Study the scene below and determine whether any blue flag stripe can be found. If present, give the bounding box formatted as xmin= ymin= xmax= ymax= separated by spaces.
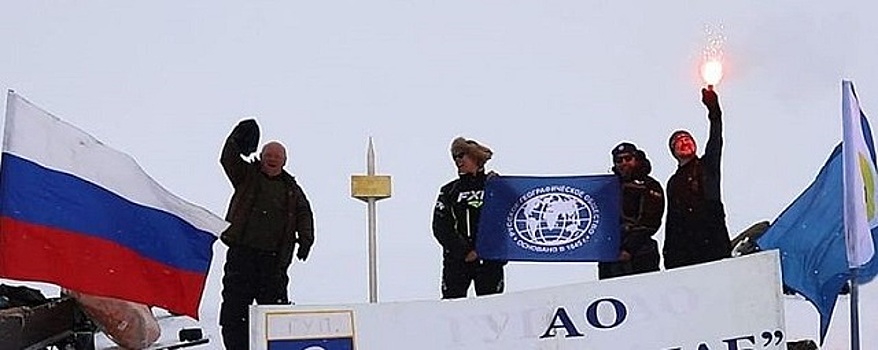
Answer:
xmin=0 ymin=153 xmax=216 ymax=273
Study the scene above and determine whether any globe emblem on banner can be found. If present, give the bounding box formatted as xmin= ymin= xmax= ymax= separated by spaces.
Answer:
xmin=511 ymin=192 xmax=596 ymax=247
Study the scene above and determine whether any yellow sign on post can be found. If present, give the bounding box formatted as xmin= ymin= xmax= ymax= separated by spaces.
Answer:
xmin=351 ymin=175 xmax=392 ymax=201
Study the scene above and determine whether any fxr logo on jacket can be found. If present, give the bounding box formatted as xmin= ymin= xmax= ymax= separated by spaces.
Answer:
xmin=457 ymin=190 xmax=484 ymax=208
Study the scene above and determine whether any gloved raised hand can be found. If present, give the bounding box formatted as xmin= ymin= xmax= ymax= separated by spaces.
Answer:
xmin=231 ymin=119 xmax=260 ymax=156
xmin=701 ymin=88 xmax=721 ymax=115
xmin=296 ymin=245 xmax=311 ymax=262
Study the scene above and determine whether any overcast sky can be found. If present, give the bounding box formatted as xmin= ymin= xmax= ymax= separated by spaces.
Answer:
xmin=2 ymin=1 xmax=878 ymax=347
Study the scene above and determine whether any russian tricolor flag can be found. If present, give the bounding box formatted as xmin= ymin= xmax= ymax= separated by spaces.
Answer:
xmin=0 ymin=91 xmax=227 ymax=318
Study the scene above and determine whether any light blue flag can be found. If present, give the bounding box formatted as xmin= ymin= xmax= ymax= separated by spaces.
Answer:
xmin=842 ymin=80 xmax=878 ymax=267
xmin=758 ymin=82 xmax=878 ymax=341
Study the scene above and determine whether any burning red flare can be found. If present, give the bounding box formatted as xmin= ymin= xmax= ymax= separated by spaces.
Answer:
xmin=701 ymin=60 xmax=723 ymax=87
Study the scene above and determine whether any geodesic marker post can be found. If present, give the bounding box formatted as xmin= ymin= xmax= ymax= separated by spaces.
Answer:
xmin=350 ymin=137 xmax=392 ymax=303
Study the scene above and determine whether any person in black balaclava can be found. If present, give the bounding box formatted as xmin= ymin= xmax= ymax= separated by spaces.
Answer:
xmin=432 ymin=137 xmax=505 ymax=299
xmin=599 ymin=142 xmax=665 ymax=279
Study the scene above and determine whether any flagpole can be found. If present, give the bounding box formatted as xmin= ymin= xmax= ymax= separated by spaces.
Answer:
xmin=366 ymin=141 xmax=378 ymax=304
xmin=850 ymin=268 xmax=860 ymax=350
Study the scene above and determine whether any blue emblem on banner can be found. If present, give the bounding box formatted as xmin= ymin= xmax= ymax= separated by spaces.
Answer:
xmin=509 ymin=187 xmax=601 ymax=250
xmin=477 ymin=175 xmax=620 ymax=262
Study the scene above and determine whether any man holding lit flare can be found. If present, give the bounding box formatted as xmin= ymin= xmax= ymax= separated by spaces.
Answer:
xmin=663 ymin=87 xmax=732 ymax=269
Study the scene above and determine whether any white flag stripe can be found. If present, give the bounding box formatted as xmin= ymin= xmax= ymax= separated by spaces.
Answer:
xmin=842 ymin=80 xmax=877 ymax=268
xmin=3 ymin=91 xmax=228 ymax=235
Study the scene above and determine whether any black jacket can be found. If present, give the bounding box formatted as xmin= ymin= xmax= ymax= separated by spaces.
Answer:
xmin=220 ymin=134 xmax=314 ymax=269
xmin=664 ymin=109 xmax=731 ymax=268
xmin=616 ymin=159 xmax=665 ymax=257
xmin=432 ymin=172 xmax=490 ymax=262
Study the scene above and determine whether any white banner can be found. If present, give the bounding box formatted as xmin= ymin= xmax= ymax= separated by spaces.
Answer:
xmin=251 ymin=251 xmax=786 ymax=350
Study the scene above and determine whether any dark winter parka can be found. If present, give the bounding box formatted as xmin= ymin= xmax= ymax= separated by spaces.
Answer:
xmin=432 ymin=171 xmax=490 ymax=263
xmin=220 ymin=135 xmax=314 ymax=270
xmin=664 ymin=109 xmax=732 ymax=269
xmin=615 ymin=155 xmax=665 ymax=258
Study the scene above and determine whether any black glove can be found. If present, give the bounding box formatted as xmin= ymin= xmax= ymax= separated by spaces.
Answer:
xmin=701 ymin=88 xmax=721 ymax=114
xmin=231 ymin=119 xmax=260 ymax=156
xmin=296 ymin=245 xmax=310 ymax=262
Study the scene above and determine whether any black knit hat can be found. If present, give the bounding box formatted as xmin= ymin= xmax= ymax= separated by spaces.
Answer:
xmin=668 ymin=130 xmax=692 ymax=154
xmin=611 ymin=142 xmax=653 ymax=177
xmin=611 ymin=142 xmax=638 ymax=160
